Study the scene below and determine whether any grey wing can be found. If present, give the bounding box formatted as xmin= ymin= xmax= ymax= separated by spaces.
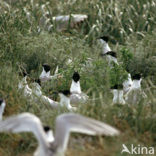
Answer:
xmin=54 ymin=113 xmax=120 ymax=152
xmin=42 ymin=96 xmax=58 ymax=108
xmin=0 ymin=113 xmax=45 ymax=138
xmin=71 ymin=14 xmax=88 ymax=22
xmin=53 ymin=14 xmax=88 ymax=31
xmin=70 ymin=93 xmax=88 ymax=104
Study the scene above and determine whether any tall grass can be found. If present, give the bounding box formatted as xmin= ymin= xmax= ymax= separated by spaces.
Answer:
xmin=0 ymin=0 xmax=156 ymax=155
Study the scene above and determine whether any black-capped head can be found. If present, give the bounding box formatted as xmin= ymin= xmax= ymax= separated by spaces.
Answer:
xmin=106 ymin=51 xmax=117 ymax=58
xmin=35 ymin=79 xmax=41 ymax=86
xmin=99 ymin=36 xmax=109 ymax=43
xmin=43 ymin=126 xmax=51 ymax=132
xmin=0 ymin=98 xmax=4 ymax=106
xmin=42 ymin=64 xmax=51 ymax=72
xmin=111 ymin=84 xmax=123 ymax=90
xmin=132 ymin=73 xmax=142 ymax=80
xmin=59 ymin=90 xmax=71 ymax=96
xmin=72 ymin=72 xmax=80 ymax=82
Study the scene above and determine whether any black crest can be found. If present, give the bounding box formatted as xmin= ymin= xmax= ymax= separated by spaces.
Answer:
xmin=42 ymin=64 xmax=51 ymax=72
xmin=0 ymin=98 xmax=4 ymax=106
xmin=59 ymin=90 xmax=71 ymax=96
xmin=111 ymin=84 xmax=123 ymax=90
xmin=35 ymin=79 xmax=41 ymax=86
xmin=99 ymin=36 xmax=109 ymax=42
xmin=106 ymin=51 xmax=117 ymax=58
xmin=43 ymin=126 xmax=51 ymax=132
xmin=132 ymin=74 xmax=142 ymax=80
xmin=72 ymin=72 xmax=80 ymax=82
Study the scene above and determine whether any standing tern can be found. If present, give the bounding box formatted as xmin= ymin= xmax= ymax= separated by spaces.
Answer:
xmin=70 ymin=72 xmax=88 ymax=104
xmin=98 ymin=36 xmax=111 ymax=54
xmin=111 ymin=84 xmax=125 ymax=104
xmin=125 ymin=74 xmax=147 ymax=104
xmin=122 ymin=73 xmax=133 ymax=94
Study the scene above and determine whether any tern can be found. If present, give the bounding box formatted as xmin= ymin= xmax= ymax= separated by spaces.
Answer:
xmin=40 ymin=13 xmax=88 ymax=32
xmin=31 ymin=79 xmax=58 ymax=108
xmin=101 ymin=51 xmax=119 ymax=65
xmin=70 ymin=72 xmax=88 ymax=104
xmin=39 ymin=64 xmax=59 ymax=82
xmin=0 ymin=98 xmax=6 ymax=121
xmin=59 ymin=90 xmax=77 ymax=111
xmin=0 ymin=112 xmax=120 ymax=156
xmin=31 ymin=82 xmax=74 ymax=111
xmin=122 ymin=73 xmax=133 ymax=94
xmin=98 ymin=36 xmax=111 ymax=54
xmin=125 ymin=74 xmax=147 ymax=104
xmin=111 ymin=84 xmax=125 ymax=104
xmin=53 ymin=14 xmax=88 ymax=32
xmin=43 ymin=126 xmax=54 ymax=143
xmin=18 ymin=71 xmax=32 ymax=97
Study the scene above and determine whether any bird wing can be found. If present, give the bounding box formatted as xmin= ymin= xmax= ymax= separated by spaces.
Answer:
xmin=42 ymin=96 xmax=58 ymax=108
xmin=71 ymin=14 xmax=88 ymax=22
xmin=0 ymin=113 xmax=48 ymax=145
xmin=53 ymin=14 xmax=88 ymax=31
xmin=54 ymin=113 xmax=120 ymax=152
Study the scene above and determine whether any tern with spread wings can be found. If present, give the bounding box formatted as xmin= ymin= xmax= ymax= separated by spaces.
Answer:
xmin=0 ymin=112 xmax=120 ymax=156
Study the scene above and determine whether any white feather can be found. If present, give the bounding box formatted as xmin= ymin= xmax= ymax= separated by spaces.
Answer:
xmin=18 ymin=76 xmax=32 ymax=97
xmin=0 ymin=112 xmax=120 ymax=156
xmin=0 ymin=101 xmax=6 ymax=121
xmin=70 ymin=80 xmax=88 ymax=104
xmin=52 ymin=14 xmax=88 ymax=32
xmin=99 ymin=39 xmax=111 ymax=54
xmin=111 ymin=89 xmax=125 ymax=104
xmin=39 ymin=67 xmax=59 ymax=82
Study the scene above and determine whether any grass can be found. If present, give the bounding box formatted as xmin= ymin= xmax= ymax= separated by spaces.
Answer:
xmin=0 ymin=0 xmax=156 ymax=155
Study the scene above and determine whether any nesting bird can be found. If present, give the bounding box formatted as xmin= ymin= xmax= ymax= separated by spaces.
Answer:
xmin=31 ymin=79 xmax=58 ymax=108
xmin=102 ymin=51 xmax=119 ymax=65
xmin=32 ymin=79 xmax=42 ymax=97
xmin=131 ymin=74 xmax=142 ymax=89
xmin=0 ymin=98 xmax=6 ymax=121
xmin=18 ymin=71 xmax=32 ymax=97
xmin=39 ymin=64 xmax=58 ymax=82
xmin=59 ymin=90 xmax=77 ymax=111
xmin=31 ymin=81 xmax=75 ymax=110
xmin=122 ymin=73 xmax=133 ymax=94
xmin=70 ymin=72 xmax=88 ymax=104
xmin=0 ymin=112 xmax=120 ymax=156
xmin=125 ymin=73 xmax=147 ymax=104
xmin=30 ymin=78 xmax=75 ymax=111
xmin=111 ymin=84 xmax=125 ymax=105
xmin=98 ymin=36 xmax=111 ymax=54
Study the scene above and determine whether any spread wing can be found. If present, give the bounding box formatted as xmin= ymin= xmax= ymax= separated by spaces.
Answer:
xmin=0 ymin=113 xmax=48 ymax=145
xmin=53 ymin=14 xmax=88 ymax=31
xmin=54 ymin=113 xmax=120 ymax=152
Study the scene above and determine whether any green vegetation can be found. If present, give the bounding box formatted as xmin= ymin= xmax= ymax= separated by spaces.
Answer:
xmin=0 ymin=0 xmax=156 ymax=156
